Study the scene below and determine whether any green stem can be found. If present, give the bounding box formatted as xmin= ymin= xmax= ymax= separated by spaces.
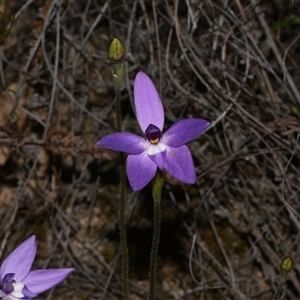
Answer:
xmin=274 ymin=272 xmax=287 ymax=300
xmin=112 ymin=62 xmax=129 ymax=300
xmin=119 ymin=151 xmax=128 ymax=300
xmin=148 ymin=171 xmax=164 ymax=300
xmin=113 ymin=63 xmax=124 ymax=132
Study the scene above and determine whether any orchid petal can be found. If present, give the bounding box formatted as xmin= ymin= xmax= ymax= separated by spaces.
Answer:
xmin=0 ymin=236 xmax=36 ymax=282
xmin=149 ymin=150 xmax=166 ymax=170
xmin=97 ymin=133 xmax=146 ymax=154
xmin=134 ymin=72 xmax=164 ymax=132
xmin=165 ymin=145 xmax=196 ymax=183
xmin=21 ymin=285 xmax=38 ymax=298
xmin=127 ymin=153 xmax=157 ymax=190
xmin=23 ymin=269 xmax=74 ymax=294
xmin=164 ymin=119 xmax=210 ymax=147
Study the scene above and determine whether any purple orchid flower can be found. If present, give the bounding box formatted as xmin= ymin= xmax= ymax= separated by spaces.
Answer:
xmin=97 ymin=72 xmax=210 ymax=191
xmin=0 ymin=235 xmax=74 ymax=299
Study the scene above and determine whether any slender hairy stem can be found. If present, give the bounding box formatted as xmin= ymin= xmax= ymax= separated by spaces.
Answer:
xmin=108 ymin=38 xmax=130 ymax=299
xmin=110 ymin=50 xmax=129 ymax=299
xmin=274 ymin=279 xmax=286 ymax=300
xmin=148 ymin=171 xmax=164 ymax=300
xmin=118 ymin=150 xmax=128 ymax=300
xmin=113 ymin=63 xmax=124 ymax=132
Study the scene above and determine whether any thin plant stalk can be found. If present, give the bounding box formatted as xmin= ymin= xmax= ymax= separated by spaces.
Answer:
xmin=108 ymin=38 xmax=129 ymax=300
xmin=112 ymin=63 xmax=125 ymax=132
xmin=148 ymin=171 xmax=164 ymax=300
xmin=113 ymin=64 xmax=129 ymax=300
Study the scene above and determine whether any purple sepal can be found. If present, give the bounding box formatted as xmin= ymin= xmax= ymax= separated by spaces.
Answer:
xmin=164 ymin=119 xmax=210 ymax=147
xmin=149 ymin=150 xmax=166 ymax=170
xmin=23 ymin=269 xmax=74 ymax=294
xmin=22 ymin=285 xmax=38 ymax=298
xmin=97 ymin=132 xmax=146 ymax=154
xmin=127 ymin=153 xmax=157 ymax=190
xmin=134 ymin=72 xmax=164 ymax=132
xmin=165 ymin=145 xmax=196 ymax=183
xmin=0 ymin=236 xmax=36 ymax=282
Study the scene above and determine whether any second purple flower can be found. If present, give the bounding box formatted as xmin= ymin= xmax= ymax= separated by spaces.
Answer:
xmin=97 ymin=72 xmax=210 ymax=191
xmin=0 ymin=235 xmax=74 ymax=299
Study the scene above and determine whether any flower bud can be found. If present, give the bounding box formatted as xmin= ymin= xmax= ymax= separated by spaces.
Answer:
xmin=107 ymin=38 xmax=125 ymax=63
xmin=280 ymin=256 xmax=293 ymax=273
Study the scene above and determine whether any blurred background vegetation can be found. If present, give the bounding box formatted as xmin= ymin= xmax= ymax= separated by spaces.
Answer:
xmin=0 ymin=0 xmax=299 ymax=299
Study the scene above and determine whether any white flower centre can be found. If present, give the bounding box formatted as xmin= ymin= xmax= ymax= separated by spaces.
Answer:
xmin=146 ymin=142 xmax=167 ymax=156
xmin=10 ymin=282 xmax=24 ymax=299
xmin=1 ymin=282 xmax=25 ymax=300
